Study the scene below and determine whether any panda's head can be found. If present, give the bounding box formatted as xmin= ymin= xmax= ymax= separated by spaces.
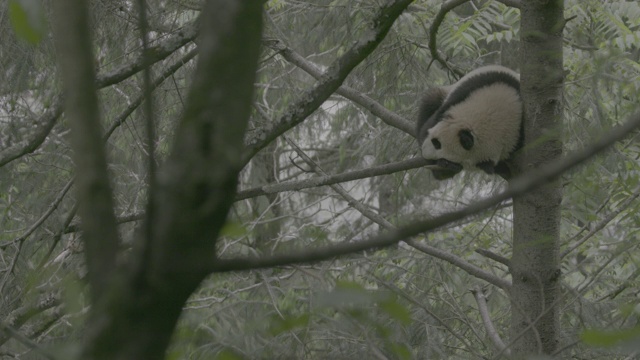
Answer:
xmin=421 ymin=116 xmax=475 ymax=167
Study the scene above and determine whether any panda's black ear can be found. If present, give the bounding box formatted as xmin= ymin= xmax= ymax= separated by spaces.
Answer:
xmin=459 ymin=129 xmax=474 ymax=150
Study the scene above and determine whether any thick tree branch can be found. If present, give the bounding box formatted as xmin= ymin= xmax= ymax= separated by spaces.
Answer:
xmin=52 ymin=0 xmax=120 ymax=300
xmin=79 ymin=2 xmax=264 ymax=359
xmin=212 ymin=112 xmax=640 ymax=273
xmin=265 ymin=39 xmax=415 ymax=135
xmin=243 ymin=0 xmax=414 ymax=163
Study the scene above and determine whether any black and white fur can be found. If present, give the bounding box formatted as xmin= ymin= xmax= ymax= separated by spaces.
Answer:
xmin=416 ymin=65 xmax=523 ymax=180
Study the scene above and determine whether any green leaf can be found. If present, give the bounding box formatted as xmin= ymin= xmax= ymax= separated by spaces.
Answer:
xmin=379 ymin=299 xmax=411 ymax=325
xmin=336 ymin=280 xmax=365 ymax=290
xmin=220 ymin=222 xmax=247 ymax=238
xmin=581 ymin=327 xmax=640 ymax=347
xmin=9 ymin=0 xmax=45 ymax=45
xmin=269 ymin=314 xmax=310 ymax=335
xmin=214 ymin=349 xmax=245 ymax=360
xmin=389 ymin=343 xmax=411 ymax=360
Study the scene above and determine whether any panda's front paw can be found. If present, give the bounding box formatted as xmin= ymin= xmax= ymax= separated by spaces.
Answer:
xmin=437 ymin=158 xmax=463 ymax=172
xmin=476 ymin=161 xmax=496 ymax=175
xmin=430 ymin=159 xmax=463 ymax=180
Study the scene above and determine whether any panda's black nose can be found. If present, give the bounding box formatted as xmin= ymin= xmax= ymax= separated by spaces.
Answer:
xmin=431 ymin=138 xmax=441 ymax=150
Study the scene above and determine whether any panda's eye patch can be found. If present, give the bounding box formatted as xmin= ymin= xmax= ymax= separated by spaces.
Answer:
xmin=459 ymin=129 xmax=474 ymax=150
xmin=431 ymin=138 xmax=441 ymax=150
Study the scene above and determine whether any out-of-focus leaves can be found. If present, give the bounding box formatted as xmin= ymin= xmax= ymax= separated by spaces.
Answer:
xmin=268 ymin=314 xmax=310 ymax=335
xmin=9 ymin=0 xmax=45 ymax=44
xmin=581 ymin=327 xmax=640 ymax=349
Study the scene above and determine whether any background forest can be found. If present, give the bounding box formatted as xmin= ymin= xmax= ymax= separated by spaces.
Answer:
xmin=1 ymin=0 xmax=640 ymax=359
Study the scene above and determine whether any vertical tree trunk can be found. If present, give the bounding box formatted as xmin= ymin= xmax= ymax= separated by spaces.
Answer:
xmin=75 ymin=2 xmax=264 ymax=359
xmin=510 ymin=0 xmax=564 ymax=356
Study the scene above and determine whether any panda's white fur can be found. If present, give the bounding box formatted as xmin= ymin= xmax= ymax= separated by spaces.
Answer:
xmin=416 ymin=65 xmax=522 ymax=178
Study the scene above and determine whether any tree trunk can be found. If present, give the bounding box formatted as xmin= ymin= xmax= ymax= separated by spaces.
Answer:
xmin=75 ymin=2 xmax=264 ymax=359
xmin=510 ymin=0 xmax=564 ymax=356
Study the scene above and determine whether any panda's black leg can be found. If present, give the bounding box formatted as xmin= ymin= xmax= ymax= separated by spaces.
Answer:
xmin=476 ymin=161 xmax=496 ymax=175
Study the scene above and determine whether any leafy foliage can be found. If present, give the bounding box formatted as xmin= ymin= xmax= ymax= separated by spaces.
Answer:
xmin=1 ymin=0 xmax=640 ymax=359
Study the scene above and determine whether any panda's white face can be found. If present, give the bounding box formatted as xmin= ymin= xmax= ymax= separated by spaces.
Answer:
xmin=420 ymin=81 xmax=522 ymax=170
xmin=421 ymin=116 xmax=477 ymax=168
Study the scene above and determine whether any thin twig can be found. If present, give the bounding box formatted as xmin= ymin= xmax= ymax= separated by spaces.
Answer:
xmin=471 ymin=286 xmax=510 ymax=356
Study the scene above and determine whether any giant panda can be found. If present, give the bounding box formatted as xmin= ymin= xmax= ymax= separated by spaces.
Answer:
xmin=416 ymin=65 xmax=523 ymax=180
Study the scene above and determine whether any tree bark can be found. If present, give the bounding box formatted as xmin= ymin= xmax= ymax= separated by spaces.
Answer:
xmin=52 ymin=0 xmax=119 ymax=301
xmin=77 ymin=1 xmax=264 ymax=359
xmin=510 ymin=0 xmax=564 ymax=356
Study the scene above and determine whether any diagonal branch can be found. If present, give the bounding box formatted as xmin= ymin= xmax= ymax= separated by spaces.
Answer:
xmin=284 ymin=138 xmax=511 ymax=290
xmin=95 ymin=22 xmax=198 ymax=88
xmin=560 ymin=186 xmax=640 ymax=259
xmin=236 ymin=157 xmax=428 ymax=200
xmin=243 ymin=0 xmax=414 ymax=163
xmin=266 ymin=39 xmax=415 ymax=135
xmin=0 ymin=22 xmax=198 ymax=170
xmin=212 ymin=111 xmax=640 ymax=274
xmin=471 ymin=286 xmax=510 ymax=356
xmin=0 ymin=98 xmax=63 ymax=167
xmin=428 ymin=0 xmax=468 ymax=77
xmin=407 ymin=240 xmax=511 ymax=290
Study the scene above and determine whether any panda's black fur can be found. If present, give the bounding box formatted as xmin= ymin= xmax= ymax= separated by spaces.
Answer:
xmin=416 ymin=65 xmax=523 ymax=180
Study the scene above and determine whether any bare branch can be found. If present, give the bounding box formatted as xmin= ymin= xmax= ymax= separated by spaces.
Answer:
xmin=475 ymin=248 xmax=511 ymax=268
xmin=0 ymin=292 xmax=60 ymax=346
xmin=104 ymin=48 xmax=198 ymax=139
xmin=0 ymin=98 xmax=63 ymax=167
xmin=0 ymin=180 xmax=73 ymax=250
xmin=560 ymin=186 xmax=640 ymax=259
xmin=243 ymin=0 xmax=414 ymax=162
xmin=266 ymin=39 xmax=415 ymax=135
xmin=407 ymin=240 xmax=511 ymax=290
xmin=95 ymin=22 xmax=198 ymax=88
xmin=428 ymin=0 xmax=468 ymax=77
xmin=236 ymin=157 xmax=428 ymax=200
xmin=471 ymin=286 xmax=510 ymax=356
xmin=0 ymin=325 xmax=55 ymax=360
